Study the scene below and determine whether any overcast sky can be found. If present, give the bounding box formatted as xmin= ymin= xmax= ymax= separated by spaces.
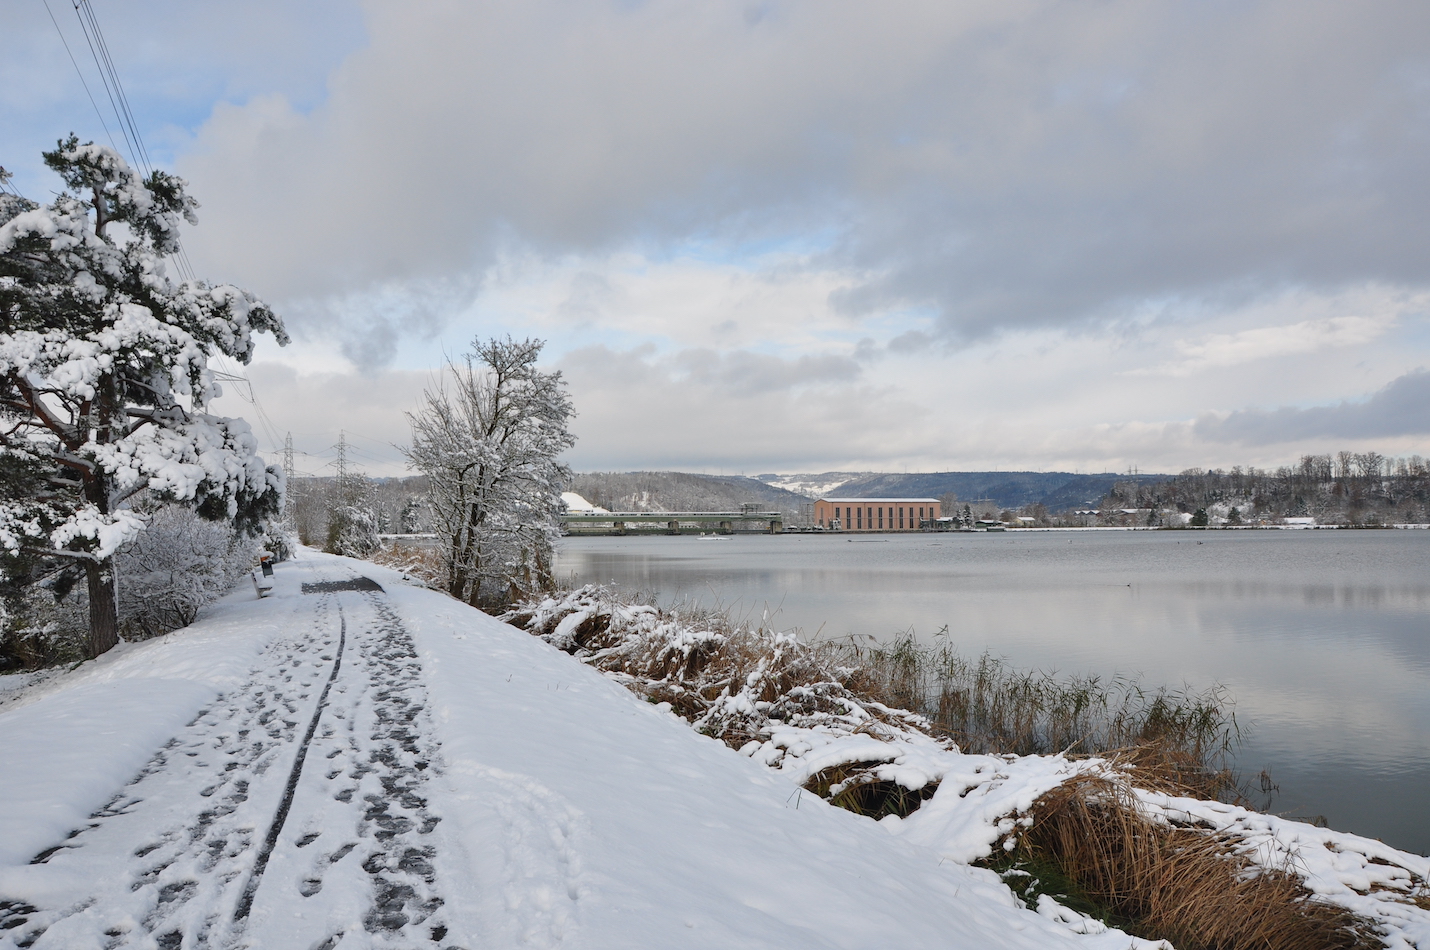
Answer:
xmin=7 ymin=0 xmax=1430 ymax=477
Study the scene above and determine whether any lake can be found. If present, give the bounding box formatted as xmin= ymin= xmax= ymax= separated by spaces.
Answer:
xmin=554 ymin=528 xmax=1430 ymax=855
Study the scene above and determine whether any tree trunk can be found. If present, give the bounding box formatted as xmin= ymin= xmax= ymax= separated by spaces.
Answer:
xmin=85 ymin=558 xmax=119 ymax=658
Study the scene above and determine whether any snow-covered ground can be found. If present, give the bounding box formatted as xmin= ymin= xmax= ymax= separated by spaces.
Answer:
xmin=753 ymin=473 xmax=863 ymax=498
xmin=1 ymin=549 xmax=1425 ymax=949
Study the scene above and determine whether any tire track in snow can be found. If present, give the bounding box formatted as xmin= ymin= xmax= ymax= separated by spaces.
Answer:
xmin=230 ymin=604 xmax=347 ymax=921
xmin=0 ymin=587 xmax=342 ymax=949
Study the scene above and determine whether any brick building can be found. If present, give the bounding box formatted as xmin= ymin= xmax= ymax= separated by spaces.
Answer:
xmin=814 ymin=497 xmax=941 ymax=532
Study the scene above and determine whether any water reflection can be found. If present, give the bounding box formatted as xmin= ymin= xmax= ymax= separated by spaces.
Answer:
xmin=555 ymin=530 xmax=1430 ymax=854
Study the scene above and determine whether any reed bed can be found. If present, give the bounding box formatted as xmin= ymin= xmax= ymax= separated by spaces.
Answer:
xmin=998 ymin=774 xmax=1381 ymax=950
xmin=504 ymin=586 xmax=1386 ymax=950
xmin=832 ymin=630 xmax=1242 ymax=799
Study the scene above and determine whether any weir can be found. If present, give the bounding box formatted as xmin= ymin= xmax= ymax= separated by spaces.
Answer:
xmin=561 ymin=509 xmax=784 ymax=535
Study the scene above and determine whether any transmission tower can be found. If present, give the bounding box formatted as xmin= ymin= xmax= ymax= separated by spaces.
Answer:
xmin=281 ymin=432 xmax=295 ymax=521
xmin=329 ymin=430 xmax=349 ymax=499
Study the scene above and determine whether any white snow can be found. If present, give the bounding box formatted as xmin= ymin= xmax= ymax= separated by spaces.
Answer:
xmin=559 ymin=491 xmax=608 ymax=513
xmin=1 ymin=549 xmax=1425 ymax=949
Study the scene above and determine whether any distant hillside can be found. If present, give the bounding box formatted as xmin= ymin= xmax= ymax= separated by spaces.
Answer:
xmin=753 ymin=471 xmax=1167 ymax=512
xmin=569 ymin=472 xmax=811 ymax=518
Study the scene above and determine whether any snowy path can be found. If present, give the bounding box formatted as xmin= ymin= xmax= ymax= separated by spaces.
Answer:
xmin=0 ymin=569 xmax=450 ymax=950
xmin=1 ymin=551 xmax=1207 ymax=950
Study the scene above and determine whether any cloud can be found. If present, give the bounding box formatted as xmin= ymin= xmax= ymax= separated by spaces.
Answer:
xmin=174 ymin=0 xmax=1430 ymax=349
xmin=674 ymin=348 xmax=860 ymax=395
xmin=558 ymin=344 xmax=919 ymax=470
xmin=1196 ymin=369 xmax=1430 ymax=445
xmin=208 ymin=362 xmax=430 ymax=475
xmin=1138 ymin=315 xmax=1391 ymax=377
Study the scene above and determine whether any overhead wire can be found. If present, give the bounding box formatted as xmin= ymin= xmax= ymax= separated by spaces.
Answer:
xmin=43 ymin=7 xmax=407 ymax=474
xmin=67 ymin=0 xmax=197 ymax=283
xmin=41 ymin=0 xmax=122 ymax=158
xmin=47 ymin=0 xmax=308 ymax=462
xmin=89 ymin=4 xmax=153 ymax=168
xmin=69 ymin=0 xmax=143 ymax=175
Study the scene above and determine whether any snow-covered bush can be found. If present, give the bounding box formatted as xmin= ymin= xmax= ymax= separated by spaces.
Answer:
xmin=327 ymin=504 xmax=379 ymax=559
xmin=0 ymin=586 xmax=90 ymax=671
xmin=398 ymin=497 xmax=429 ymax=534
xmin=114 ymin=504 xmax=259 ymax=640
xmin=503 ymin=585 xmax=948 ymax=818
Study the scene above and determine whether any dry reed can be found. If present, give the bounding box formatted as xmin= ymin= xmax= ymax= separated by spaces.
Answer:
xmin=836 ymin=630 xmax=1241 ymax=799
xmin=1000 ymin=773 xmax=1383 ymax=950
xmin=505 ymin=587 xmax=1386 ymax=949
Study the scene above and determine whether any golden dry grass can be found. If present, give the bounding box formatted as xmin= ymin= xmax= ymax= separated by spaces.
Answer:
xmin=508 ymin=586 xmax=1388 ymax=950
xmin=1010 ymin=774 xmax=1382 ymax=950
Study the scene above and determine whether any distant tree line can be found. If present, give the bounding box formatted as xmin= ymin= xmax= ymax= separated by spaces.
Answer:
xmin=287 ymin=475 xmax=432 ymax=553
xmin=1094 ymin=452 xmax=1430 ymax=526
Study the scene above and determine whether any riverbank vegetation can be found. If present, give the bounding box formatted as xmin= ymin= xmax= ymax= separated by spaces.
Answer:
xmin=503 ymin=585 xmax=1399 ymax=950
xmin=1095 ymin=452 xmax=1430 ymax=527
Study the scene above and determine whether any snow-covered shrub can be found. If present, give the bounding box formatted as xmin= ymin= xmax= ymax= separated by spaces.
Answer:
xmin=503 ymin=585 xmax=949 ymax=818
xmin=398 ymin=497 xmax=429 ymax=534
xmin=115 ymin=504 xmax=260 ymax=640
xmin=0 ymin=586 xmax=89 ymax=671
xmin=327 ymin=504 xmax=380 ymax=559
xmin=369 ymin=541 xmax=443 ymax=588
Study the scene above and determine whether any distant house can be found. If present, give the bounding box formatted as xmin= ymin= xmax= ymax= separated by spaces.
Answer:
xmin=814 ymin=497 xmax=941 ymax=532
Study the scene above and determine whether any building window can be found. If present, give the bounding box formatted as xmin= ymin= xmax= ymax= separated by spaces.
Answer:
xmin=856 ymin=508 xmax=862 ymax=529
xmin=899 ymin=508 xmax=904 ymax=529
xmin=878 ymin=508 xmax=883 ymax=529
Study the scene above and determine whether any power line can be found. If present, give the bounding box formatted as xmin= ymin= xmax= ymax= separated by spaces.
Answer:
xmin=64 ymin=0 xmax=196 ymax=283
xmin=72 ymin=0 xmax=151 ymax=175
xmin=41 ymin=0 xmax=122 ymax=156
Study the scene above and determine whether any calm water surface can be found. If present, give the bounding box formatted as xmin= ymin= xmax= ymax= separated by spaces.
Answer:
xmin=554 ymin=529 xmax=1430 ymax=855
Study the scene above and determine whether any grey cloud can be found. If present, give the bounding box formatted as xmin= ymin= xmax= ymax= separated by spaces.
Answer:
xmin=557 ymin=344 xmax=918 ymax=471
xmin=1195 ymin=369 xmax=1430 ymax=444
xmin=674 ymin=348 xmax=860 ymax=395
xmin=887 ymin=330 xmax=935 ymax=354
xmin=281 ymin=275 xmax=475 ymax=371
xmin=163 ymin=2 xmax=1430 ymax=350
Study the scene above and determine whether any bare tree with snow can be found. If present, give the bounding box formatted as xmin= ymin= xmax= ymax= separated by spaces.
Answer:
xmin=0 ymin=139 xmax=287 ymax=658
xmin=405 ymin=337 xmax=574 ymax=608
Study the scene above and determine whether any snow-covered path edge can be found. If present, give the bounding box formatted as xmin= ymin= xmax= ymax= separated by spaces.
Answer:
xmin=0 ymin=572 xmax=300 ymax=871
xmin=387 ymin=565 xmax=1146 ymax=949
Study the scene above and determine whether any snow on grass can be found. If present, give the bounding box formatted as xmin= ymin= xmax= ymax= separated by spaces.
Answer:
xmin=511 ymin=584 xmax=1430 ymax=949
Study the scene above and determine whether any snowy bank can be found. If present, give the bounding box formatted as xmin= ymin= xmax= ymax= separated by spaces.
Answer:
xmin=2 ymin=550 xmax=1182 ymax=949
xmin=508 ymin=584 xmax=1430 ymax=950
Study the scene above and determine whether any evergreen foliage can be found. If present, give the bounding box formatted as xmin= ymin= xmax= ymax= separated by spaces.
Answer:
xmin=0 ymin=138 xmax=287 ymax=657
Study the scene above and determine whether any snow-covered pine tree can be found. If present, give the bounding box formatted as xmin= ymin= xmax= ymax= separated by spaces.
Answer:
xmin=405 ymin=337 xmax=574 ymax=607
xmin=0 ymin=138 xmax=288 ymax=658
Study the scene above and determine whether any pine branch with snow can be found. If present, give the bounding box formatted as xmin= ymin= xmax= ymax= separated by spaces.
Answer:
xmin=0 ymin=136 xmax=287 ymax=657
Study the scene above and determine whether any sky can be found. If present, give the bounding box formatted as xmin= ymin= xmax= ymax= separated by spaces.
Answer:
xmin=6 ymin=0 xmax=1430 ymax=478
